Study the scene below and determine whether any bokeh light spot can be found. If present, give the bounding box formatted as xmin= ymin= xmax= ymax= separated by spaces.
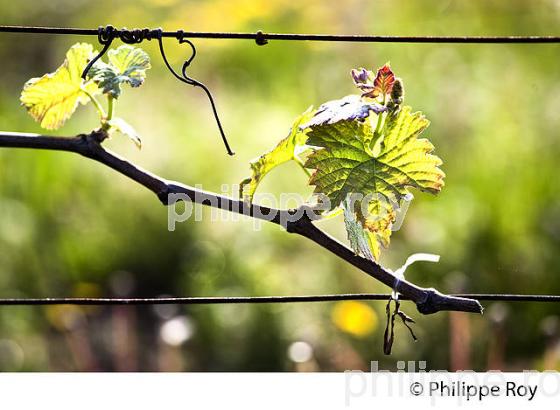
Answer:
xmin=160 ymin=316 xmax=194 ymax=346
xmin=287 ymin=341 xmax=313 ymax=363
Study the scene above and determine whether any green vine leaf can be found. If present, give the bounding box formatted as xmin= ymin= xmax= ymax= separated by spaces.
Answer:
xmin=305 ymin=105 xmax=444 ymax=260
xmin=88 ymin=45 xmax=151 ymax=98
xmin=239 ymin=107 xmax=315 ymax=200
xmin=342 ymin=196 xmax=376 ymax=261
xmin=305 ymin=106 xmax=444 ymax=211
xmin=343 ymin=193 xmax=398 ymax=261
xmin=20 ymin=43 xmax=100 ymax=130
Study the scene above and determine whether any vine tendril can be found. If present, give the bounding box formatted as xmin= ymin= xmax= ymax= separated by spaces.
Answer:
xmin=81 ymin=25 xmax=234 ymax=156
xmin=158 ymin=31 xmax=234 ymax=155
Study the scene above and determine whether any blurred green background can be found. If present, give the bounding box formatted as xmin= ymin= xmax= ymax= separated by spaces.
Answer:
xmin=0 ymin=0 xmax=559 ymax=371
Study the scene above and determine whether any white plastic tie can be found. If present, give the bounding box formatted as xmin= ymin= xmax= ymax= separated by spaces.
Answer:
xmin=390 ymin=253 xmax=440 ymax=299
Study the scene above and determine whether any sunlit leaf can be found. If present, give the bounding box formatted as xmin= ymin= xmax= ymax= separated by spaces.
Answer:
xmin=88 ymin=45 xmax=151 ymax=98
xmin=305 ymin=106 xmax=444 ymax=210
xmin=20 ymin=43 xmax=99 ymax=130
xmin=371 ymin=63 xmax=395 ymax=98
xmin=303 ymin=95 xmax=385 ymax=128
xmin=239 ymin=107 xmax=315 ymax=200
xmin=107 ymin=117 xmax=142 ymax=148
xmin=305 ymin=106 xmax=444 ymax=259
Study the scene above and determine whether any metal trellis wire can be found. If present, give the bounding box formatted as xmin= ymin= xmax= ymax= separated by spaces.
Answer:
xmin=1 ymin=25 xmax=560 ymax=43
xmin=0 ymin=294 xmax=558 ymax=306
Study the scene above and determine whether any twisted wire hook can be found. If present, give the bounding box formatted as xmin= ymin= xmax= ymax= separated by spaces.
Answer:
xmin=82 ymin=25 xmax=162 ymax=79
xmin=158 ymin=30 xmax=234 ymax=155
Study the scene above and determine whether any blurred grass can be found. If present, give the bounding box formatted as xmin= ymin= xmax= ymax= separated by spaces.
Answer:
xmin=0 ymin=0 xmax=560 ymax=371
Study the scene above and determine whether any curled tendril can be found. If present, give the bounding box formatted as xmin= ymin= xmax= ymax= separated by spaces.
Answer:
xmin=80 ymin=25 xmax=234 ymax=155
xmin=158 ymin=31 xmax=234 ymax=155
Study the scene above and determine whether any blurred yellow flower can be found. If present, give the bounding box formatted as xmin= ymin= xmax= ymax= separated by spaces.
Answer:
xmin=331 ymin=301 xmax=378 ymax=338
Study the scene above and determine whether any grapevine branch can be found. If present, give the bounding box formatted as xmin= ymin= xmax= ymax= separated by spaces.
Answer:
xmin=0 ymin=130 xmax=483 ymax=315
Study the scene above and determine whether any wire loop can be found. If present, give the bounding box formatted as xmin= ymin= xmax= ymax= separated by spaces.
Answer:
xmin=82 ymin=25 xmax=167 ymax=79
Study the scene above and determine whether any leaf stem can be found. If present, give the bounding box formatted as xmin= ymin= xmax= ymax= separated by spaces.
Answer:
xmin=100 ymin=95 xmax=115 ymax=132
xmin=375 ymin=95 xmax=388 ymax=134
xmin=106 ymin=95 xmax=114 ymax=122
xmin=369 ymin=95 xmax=388 ymax=153
xmin=81 ymin=86 xmax=106 ymax=119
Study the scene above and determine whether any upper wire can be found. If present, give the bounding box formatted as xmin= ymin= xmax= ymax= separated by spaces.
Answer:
xmin=1 ymin=25 xmax=560 ymax=43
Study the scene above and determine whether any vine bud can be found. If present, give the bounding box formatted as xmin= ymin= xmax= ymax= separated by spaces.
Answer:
xmin=390 ymin=78 xmax=404 ymax=104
